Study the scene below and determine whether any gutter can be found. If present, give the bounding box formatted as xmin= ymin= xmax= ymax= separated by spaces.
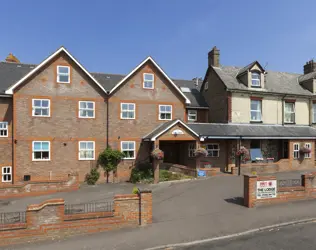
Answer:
xmin=228 ymin=88 xmax=312 ymax=98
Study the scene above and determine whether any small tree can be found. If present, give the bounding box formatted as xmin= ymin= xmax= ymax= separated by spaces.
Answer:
xmin=98 ymin=147 xmax=125 ymax=183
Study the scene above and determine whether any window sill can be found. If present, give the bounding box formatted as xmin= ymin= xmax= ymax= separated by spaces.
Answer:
xmin=284 ymin=122 xmax=296 ymax=125
xmin=79 ymin=159 xmax=95 ymax=161
xmin=250 ymin=86 xmax=262 ymax=89
xmin=78 ymin=117 xmax=95 ymax=119
xmin=123 ymin=158 xmax=135 ymax=160
xmin=250 ymin=120 xmax=263 ymax=123
xmin=120 ymin=118 xmax=136 ymax=120
xmin=32 ymin=159 xmax=51 ymax=162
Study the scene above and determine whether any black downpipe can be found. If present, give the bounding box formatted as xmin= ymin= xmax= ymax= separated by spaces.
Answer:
xmin=106 ymin=97 xmax=109 ymax=148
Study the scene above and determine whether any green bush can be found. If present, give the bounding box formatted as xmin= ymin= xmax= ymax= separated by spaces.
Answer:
xmin=132 ymin=187 xmax=139 ymax=194
xmin=130 ymin=163 xmax=153 ymax=183
xmin=85 ymin=168 xmax=100 ymax=185
xmin=159 ymin=169 xmax=173 ymax=181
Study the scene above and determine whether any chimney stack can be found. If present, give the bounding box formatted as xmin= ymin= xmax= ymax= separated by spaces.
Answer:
xmin=304 ymin=60 xmax=316 ymax=74
xmin=208 ymin=46 xmax=220 ymax=67
xmin=5 ymin=53 xmax=20 ymax=63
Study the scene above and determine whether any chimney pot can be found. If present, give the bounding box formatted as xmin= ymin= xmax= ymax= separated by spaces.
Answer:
xmin=304 ymin=59 xmax=316 ymax=74
xmin=208 ymin=46 xmax=220 ymax=67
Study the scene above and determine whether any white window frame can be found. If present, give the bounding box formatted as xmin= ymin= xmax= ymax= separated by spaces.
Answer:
xmin=293 ymin=143 xmax=300 ymax=159
xmin=143 ymin=73 xmax=154 ymax=89
xmin=284 ymin=102 xmax=295 ymax=123
xmin=251 ymin=72 xmax=261 ymax=87
xmin=57 ymin=65 xmax=70 ymax=83
xmin=32 ymin=99 xmax=50 ymax=117
xmin=188 ymin=110 xmax=197 ymax=122
xmin=78 ymin=101 xmax=95 ymax=118
xmin=32 ymin=141 xmax=51 ymax=161
xmin=121 ymin=141 xmax=136 ymax=160
xmin=250 ymin=100 xmax=262 ymax=122
xmin=313 ymin=103 xmax=316 ymax=123
xmin=2 ymin=166 xmax=12 ymax=183
xmin=188 ymin=143 xmax=196 ymax=157
xmin=120 ymin=103 xmax=136 ymax=119
xmin=0 ymin=122 xmax=8 ymax=137
xmin=158 ymin=105 xmax=172 ymax=121
xmin=78 ymin=141 xmax=95 ymax=160
xmin=305 ymin=143 xmax=312 ymax=159
xmin=206 ymin=143 xmax=220 ymax=157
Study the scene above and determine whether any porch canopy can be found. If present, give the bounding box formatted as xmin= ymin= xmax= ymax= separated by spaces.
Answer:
xmin=187 ymin=123 xmax=316 ymax=140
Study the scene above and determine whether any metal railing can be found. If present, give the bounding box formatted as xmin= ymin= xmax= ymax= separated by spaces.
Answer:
xmin=64 ymin=201 xmax=113 ymax=215
xmin=277 ymin=179 xmax=302 ymax=188
xmin=0 ymin=211 xmax=26 ymax=225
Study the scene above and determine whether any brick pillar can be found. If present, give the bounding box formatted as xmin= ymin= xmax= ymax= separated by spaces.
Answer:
xmin=26 ymin=199 xmax=65 ymax=229
xmin=302 ymin=172 xmax=316 ymax=197
xmin=243 ymin=175 xmax=257 ymax=208
xmin=139 ymin=190 xmax=153 ymax=225
xmin=113 ymin=194 xmax=140 ymax=225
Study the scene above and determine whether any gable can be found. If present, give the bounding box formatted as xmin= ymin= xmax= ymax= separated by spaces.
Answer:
xmin=5 ymin=47 xmax=107 ymax=95
xmin=156 ymin=123 xmax=198 ymax=141
xmin=108 ymin=57 xmax=191 ymax=104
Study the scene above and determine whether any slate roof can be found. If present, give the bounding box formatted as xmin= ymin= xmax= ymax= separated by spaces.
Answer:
xmin=0 ymin=62 xmax=208 ymax=107
xmin=187 ymin=123 xmax=316 ymax=138
xmin=0 ymin=62 xmax=35 ymax=94
xmin=212 ymin=65 xmax=312 ymax=96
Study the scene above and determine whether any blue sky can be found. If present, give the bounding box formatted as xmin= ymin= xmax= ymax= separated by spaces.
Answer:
xmin=1 ymin=0 xmax=316 ymax=79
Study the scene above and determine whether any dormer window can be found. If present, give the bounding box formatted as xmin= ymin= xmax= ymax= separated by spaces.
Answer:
xmin=251 ymin=72 xmax=261 ymax=87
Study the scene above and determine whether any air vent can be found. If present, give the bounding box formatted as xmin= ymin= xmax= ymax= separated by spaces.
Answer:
xmin=24 ymin=175 xmax=31 ymax=181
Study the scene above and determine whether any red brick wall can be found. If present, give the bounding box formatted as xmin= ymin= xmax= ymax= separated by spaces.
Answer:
xmin=0 ymin=190 xmax=152 ymax=246
xmin=13 ymin=52 xmax=108 ymax=182
xmin=243 ymin=173 xmax=316 ymax=208
xmin=108 ymin=61 xmax=187 ymax=181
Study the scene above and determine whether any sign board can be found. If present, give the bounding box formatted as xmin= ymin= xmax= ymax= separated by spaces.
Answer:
xmin=172 ymin=129 xmax=184 ymax=135
xmin=256 ymin=180 xmax=277 ymax=199
xmin=197 ymin=170 xmax=206 ymax=177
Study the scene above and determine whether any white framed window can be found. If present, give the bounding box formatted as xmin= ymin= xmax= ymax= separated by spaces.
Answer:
xmin=313 ymin=103 xmax=316 ymax=123
xmin=2 ymin=166 xmax=11 ymax=183
xmin=79 ymin=101 xmax=95 ymax=118
xmin=32 ymin=99 xmax=50 ymax=117
xmin=79 ymin=141 xmax=95 ymax=160
xmin=121 ymin=141 xmax=135 ymax=159
xmin=57 ymin=66 xmax=70 ymax=83
xmin=251 ymin=72 xmax=261 ymax=87
xmin=206 ymin=143 xmax=220 ymax=157
xmin=143 ymin=73 xmax=154 ymax=89
xmin=32 ymin=141 xmax=50 ymax=161
xmin=284 ymin=102 xmax=295 ymax=123
xmin=188 ymin=110 xmax=197 ymax=122
xmin=159 ymin=105 xmax=172 ymax=120
xmin=305 ymin=143 xmax=312 ymax=159
xmin=0 ymin=122 xmax=8 ymax=137
xmin=188 ymin=143 xmax=196 ymax=157
xmin=250 ymin=100 xmax=262 ymax=121
xmin=293 ymin=143 xmax=300 ymax=159
xmin=121 ymin=103 xmax=135 ymax=119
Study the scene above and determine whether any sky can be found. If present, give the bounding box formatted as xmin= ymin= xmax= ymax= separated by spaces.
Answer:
xmin=1 ymin=0 xmax=316 ymax=79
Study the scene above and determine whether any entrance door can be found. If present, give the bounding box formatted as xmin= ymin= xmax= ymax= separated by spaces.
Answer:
xmin=283 ymin=140 xmax=289 ymax=158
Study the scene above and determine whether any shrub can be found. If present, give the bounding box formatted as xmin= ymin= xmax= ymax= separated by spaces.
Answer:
xmin=85 ymin=168 xmax=100 ymax=185
xmin=159 ymin=169 xmax=172 ymax=181
xmin=132 ymin=187 xmax=139 ymax=194
xmin=130 ymin=163 xmax=153 ymax=183
xmin=98 ymin=147 xmax=125 ymax=183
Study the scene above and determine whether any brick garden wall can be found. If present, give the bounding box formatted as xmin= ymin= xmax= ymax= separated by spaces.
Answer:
xmin=0 ymin=190 xmax=152 ymax=246
xmin=244 ymin=173 xmax=316 ymax=208
xmin=0 ymin=173 xmax=79 ymax=199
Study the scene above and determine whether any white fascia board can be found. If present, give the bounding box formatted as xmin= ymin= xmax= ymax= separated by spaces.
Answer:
xmin=109 ymin=56 xmax=191 ymax=104
xmin=151 ymin=119 xmax=199 ymax=141
xmin=5 ymin=47 xmax=107 ymax=95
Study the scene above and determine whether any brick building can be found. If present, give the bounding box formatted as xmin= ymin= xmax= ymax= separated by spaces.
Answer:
xmin=1 ymin=46 xmax=316 ymax=185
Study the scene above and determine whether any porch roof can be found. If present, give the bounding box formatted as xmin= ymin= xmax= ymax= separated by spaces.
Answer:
xmin=187 ymin=123 xmax=316 ymax=139
xmin=143 ymin=119 xmax=199 ymax=141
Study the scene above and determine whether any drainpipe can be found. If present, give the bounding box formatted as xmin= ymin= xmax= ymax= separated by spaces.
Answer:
xmin=237 ymin=136 xmax=242 ymax=176
xmin=309 ymin=97 xmax=313 ymax=126
xmin=106 ymin=97 xmax=109 ymax=148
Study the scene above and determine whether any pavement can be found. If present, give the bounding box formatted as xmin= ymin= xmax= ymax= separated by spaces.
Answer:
xmin=1 ymin=169 xmax=316 ymax=250
xmin=178 ymin=221 xmax=316 ymax=249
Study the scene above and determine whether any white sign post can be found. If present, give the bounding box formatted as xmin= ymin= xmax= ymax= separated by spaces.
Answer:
xmin=256 ymin=180 xmax=277 ymax=199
